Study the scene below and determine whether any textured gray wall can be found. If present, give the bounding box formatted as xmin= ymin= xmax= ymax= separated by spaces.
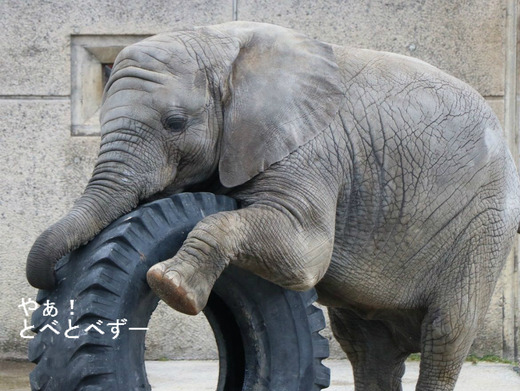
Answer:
xmin=1 ymin=0 xmax=518 ymax=362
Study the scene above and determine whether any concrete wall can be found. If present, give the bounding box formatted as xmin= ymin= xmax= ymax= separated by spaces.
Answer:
xmin=1 ymin=0 xmax=518 ymax=361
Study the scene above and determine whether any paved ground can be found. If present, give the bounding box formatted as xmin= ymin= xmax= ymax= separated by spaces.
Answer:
xmin=2 ymin=359 xmax=519 ymax=390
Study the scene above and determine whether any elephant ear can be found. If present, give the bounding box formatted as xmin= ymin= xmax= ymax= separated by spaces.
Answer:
xmin=210 ymin=22 xmax=343 ymax=188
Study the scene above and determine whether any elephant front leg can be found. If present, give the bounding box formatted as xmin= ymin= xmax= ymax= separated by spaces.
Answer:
xmin=146 ymin=203 xmax=335 ymax=315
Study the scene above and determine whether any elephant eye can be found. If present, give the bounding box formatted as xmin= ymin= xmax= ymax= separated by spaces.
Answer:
xmin=164 ymin=116 xmax=187 ymax=133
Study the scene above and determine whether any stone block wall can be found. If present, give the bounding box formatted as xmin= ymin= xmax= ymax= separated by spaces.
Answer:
xmin=1 ymin=0 xmax=518 ymax=361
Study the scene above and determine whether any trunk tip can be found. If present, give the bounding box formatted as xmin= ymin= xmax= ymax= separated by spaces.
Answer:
xmin=26 ymin=257 xmax=57 ymax=290
xmin=26 ymin=231 xmax=60 ymax=290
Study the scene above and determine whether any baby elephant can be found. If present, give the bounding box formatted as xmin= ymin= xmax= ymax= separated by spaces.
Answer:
xmin=27 ymin=22 xmax=520 ymax=390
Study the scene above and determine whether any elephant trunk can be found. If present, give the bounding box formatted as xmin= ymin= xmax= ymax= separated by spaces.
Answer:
xmin=26 ymin=159 xmax=143 ymax=290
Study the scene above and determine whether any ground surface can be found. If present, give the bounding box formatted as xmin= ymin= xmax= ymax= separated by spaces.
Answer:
xmin=1 ymin=359 xmax=519 ymax=390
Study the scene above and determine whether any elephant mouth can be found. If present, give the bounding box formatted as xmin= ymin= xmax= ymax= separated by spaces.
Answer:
xmin=139 ymin=185 xmax=185 ymax=205
xmin=138 ymin=170 xmax=230 ymax=206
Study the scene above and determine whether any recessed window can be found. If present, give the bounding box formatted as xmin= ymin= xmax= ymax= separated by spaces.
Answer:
xmin=71 ymin=35 xmax=149 ymax=136
xmin=102 ymin=64 xmax=113 ymax=88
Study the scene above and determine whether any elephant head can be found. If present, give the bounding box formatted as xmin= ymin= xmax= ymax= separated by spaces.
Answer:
xmin=26 ymin=22 xmax=342 ymax=290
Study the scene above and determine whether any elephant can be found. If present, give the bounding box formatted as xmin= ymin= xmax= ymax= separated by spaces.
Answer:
xmin=27 ymin=22 xmax=520 ymax=390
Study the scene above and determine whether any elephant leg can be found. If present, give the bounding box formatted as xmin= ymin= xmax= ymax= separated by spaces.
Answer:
xmin=415 ymin=217 xmax=511 ymax=391
xmin=415 ymin=300 xmax=481 ymax=391
xmin=147 ymin=202 xmax=335 ymax=315
xmin=329 ymin=307 xmax=410 ymax=391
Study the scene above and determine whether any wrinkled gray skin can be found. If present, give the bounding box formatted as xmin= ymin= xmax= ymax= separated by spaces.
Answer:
xmin=27 ymin=22 xmax=520 ymax=390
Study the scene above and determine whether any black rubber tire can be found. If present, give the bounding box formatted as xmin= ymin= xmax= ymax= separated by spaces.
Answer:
xmin=28 ymin=192 xmax=330 ymax=390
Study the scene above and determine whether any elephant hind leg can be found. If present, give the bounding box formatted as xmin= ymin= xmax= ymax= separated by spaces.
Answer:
xmin=416 ymin=294 xmax=486 ymax=391
xmin=416 ymin=212 xmax=514 ymax=390
xmin=329 ymin=307 xmax=412 ymax=391
xmin=416 ymin=308 xmax=475 ymax=390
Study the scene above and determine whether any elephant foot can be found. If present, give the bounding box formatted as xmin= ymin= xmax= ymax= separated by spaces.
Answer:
xmin=146 ymin=260 xmax=216 ymax=315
